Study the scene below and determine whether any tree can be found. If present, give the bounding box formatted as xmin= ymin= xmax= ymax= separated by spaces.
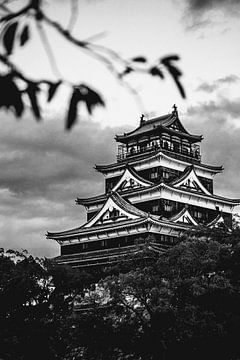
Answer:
xmin=3 ymin=227 xmax=240 ymax=359
xmin=68 ymin=229 xmax=240 ymax=360
xmin=0 ymin=0 xmax=185 ymax=129
xmin=0 ymin=248 xmax=94 ymax=360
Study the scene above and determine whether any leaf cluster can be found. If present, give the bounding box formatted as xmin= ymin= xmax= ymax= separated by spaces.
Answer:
xmin=0 ymin=0 xmax=185 ymax=130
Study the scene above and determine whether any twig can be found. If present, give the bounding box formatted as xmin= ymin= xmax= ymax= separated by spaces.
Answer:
xmin=36 ymin=20 xmax=62 ymax=79
xmin=0 ymin=3 xmax=31 ymax=23
xmin=67 ymin=0 xmax=78 ymax=32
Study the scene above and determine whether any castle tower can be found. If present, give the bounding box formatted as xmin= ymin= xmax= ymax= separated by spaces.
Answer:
xmin=47 ymin=107 xmax=240 ymax=267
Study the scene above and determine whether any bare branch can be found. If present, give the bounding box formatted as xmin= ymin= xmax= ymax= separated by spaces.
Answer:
xmin=36 ymin=20 xmax=62 ymax=79
xmin=0 ymin=3 xmax=31 ymax=23
xmin=41 ymin=12 xmax=87 ymax=48
xmin=67 ymin=0 xmax=79 ymax=32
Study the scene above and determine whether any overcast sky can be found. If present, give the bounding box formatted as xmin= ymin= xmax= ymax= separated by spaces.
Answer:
xmin=1 ymin=0 xmax=240 ymax=257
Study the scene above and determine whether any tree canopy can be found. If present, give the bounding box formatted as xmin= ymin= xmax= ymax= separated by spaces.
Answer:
xmin=0 ymin=229 xmax=240 ymax=360
xmin=1 ymin=227 xmax=240 ymax=359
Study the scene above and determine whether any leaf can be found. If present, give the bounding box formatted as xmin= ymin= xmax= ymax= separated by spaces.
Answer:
xmin=132 ymin=56 xmax=147 ymax=63
xmin=25 ymin=83 xmax=41 ymax=119
xmin=160 ymin=55 xmax=180 ymax=63
xmin=119 ymin=66 xmax=133 ymax=78
xmin=149 ymin=66 xmax=164 ymax=79
xmin=3 ymin=21 xmax=18 ymax=55
xmin=66 ymin=85 xmax=105 ymax=130
xmin=66 ymin=88 xmax=81 ymax=130
xmin=47 ymin=81 xmax=61 ymax=102
xmin=161 ymin=56 xmax=186 ymax=99
xmin=80 ymin=85 xmax=105 ymax=115
xmin=0 ymin=74 xmax=24 ymax=117
xmin=20 ymin=24 xmax=29 ymax=46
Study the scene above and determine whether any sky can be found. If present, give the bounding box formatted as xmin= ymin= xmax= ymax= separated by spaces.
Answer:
xmin=1 ymin=0 xmax=240 ymax=257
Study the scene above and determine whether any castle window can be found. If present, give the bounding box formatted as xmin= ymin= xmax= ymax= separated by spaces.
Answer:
xmin=82 ymin=243 xmax=88 ymax=250
xmin=194 ymin=210 xmax=202 ymax=219
xmin=152 ymin=204 xmax=159 ymax=213
xmin=109 ymin=208 xmax=119 ymax=219
xmin=163 ymin=170 xmax=169 ymax=179
xmin=164 ymin=201 xmax=172 ymax=212
xmin=150 ymin=171 xmax=158 ymax=179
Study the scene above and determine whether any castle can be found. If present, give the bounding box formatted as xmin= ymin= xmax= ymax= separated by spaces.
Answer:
xmin=47 ymin=106 xmax=240 ymax=267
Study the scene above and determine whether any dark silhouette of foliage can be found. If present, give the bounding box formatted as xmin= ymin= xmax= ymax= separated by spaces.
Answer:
xmin=161 ymin=55 xmax=186 ymax=98
xmin=2 ymin=21 xmax=19 ymax=55
xmin=2 ymin=227 xmax=240 ymax=359
xmin=0 ymin=0 xmax=186 ymax=129
xmin=149 ymin=66 xmax=164 ymax=79
xmin=47 ymin=80 xmax=61 ymax=102
xmin=19 ymin=24 xmax=30 ymax=47
xmin=0 ymin=74 xmax=24 ymax=116
xmin=25 ymin=82 xmax=41 ymax=119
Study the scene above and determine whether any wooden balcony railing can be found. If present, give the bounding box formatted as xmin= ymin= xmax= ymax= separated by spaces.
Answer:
xmin=117 ymin=143 xmax=201 ymax=163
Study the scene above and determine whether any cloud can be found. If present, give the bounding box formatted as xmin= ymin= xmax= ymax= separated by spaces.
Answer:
xmin=182 ymin=0 xmax=240 ymax=30
xmin=187 ymin=96 xmax=240 ymax=119
xmin=196 ymin=75 xmax=240 ymax=93
xmin=185 ymin=0 xmax=240 ymax=15
xmin=0 ymin=111 xmax=129 ymax=257
xmin=185 ymin=97 xmax=240 ymax=203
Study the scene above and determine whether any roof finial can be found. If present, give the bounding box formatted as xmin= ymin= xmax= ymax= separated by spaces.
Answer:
xmin=172 ymin=104 xmax=178 ymax=116
xmin=140 ymin=114 xmax=145 ymax=126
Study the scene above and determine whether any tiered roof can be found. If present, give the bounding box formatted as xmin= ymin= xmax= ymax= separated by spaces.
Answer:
xmin=77 ymin=164 xmax=239 ymax=212
xmin=47 ymin=108 xmax=240 ymax=267
xmin=95 ymin=150 xmax=223 ymax=176
xmin=115 ymin=111 xmax=203 ymax=143
xmin=47 ymin=190 xmax=194 ymax=243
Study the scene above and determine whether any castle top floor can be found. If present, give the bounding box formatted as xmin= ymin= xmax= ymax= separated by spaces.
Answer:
xmin=115 ymin=106 xmax=203 ymax=164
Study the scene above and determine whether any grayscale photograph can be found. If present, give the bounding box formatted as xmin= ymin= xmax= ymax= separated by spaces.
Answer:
xmin=0 ymin=0 xmax=240 ymax=359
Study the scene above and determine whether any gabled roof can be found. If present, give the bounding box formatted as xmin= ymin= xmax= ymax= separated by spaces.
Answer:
xmin=77 ymin=171 xmax=240 ymax=210
xmin=170 ymin=165 xmax=211 ymax=195
xmin=47 ymin=217 xmax=149 ymax=239
xmin=77 ymin=166 xmax=153 ymax=206
xmin=84 ymin=191 xmax=148 ymax=229
xmin=48 ymin=192 xmax=149 ymax=238
xmin=169 ymin=207 xmax=198 ymax=226
xmin=115 ymin=111 xmax=202 ymax=143
xmin=95 ymin=150 xmax=223 ymax=175
xmin=47 ymin=191 xmax=194 ymax=240
xmin=134 ymin=181 xmax=240 ymax=207
xmin=207 ymin=213 xmax=225 ymax=228
xmin=112 ymin=165 xmax=153 ymax=192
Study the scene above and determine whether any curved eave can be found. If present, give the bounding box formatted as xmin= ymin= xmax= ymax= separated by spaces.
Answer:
xmin=169 ymin=208 xmax=199 ymax=226
xmin=117 ymin=181 xmax=240 ymax=207
xmin=115 ymin=114 xmax=171 ymax=142
xmin=154 ymin=182 xmax=240 ymax=206
xmin=169 ymin=207 xmax=190 ymax=221
xmin=160 ymin=125 xmax=203 ymax=143
xmin=47 ymin=215 xmax=191 ymax=242
xmin=76 ymin=194 xmax=106 ymax=206
xmin=76 ymin=177 xmax=238 ymax=211
xmin=47 ymin=217 xmax=149 ymax=240
xmin=170 ymin=165 xmax=193 ymax=186
xmin=207 ymin=213 xmax=225 ymax=228
xmin=115 ymin=125 xmax=202 ymax=144
xmin=75 ymin=191 xmax=149 ymax=232
xmin=124 ymin=165 xmax=154 ymax=186
xmin=95 ymin=150 xmax=223 ymax=174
